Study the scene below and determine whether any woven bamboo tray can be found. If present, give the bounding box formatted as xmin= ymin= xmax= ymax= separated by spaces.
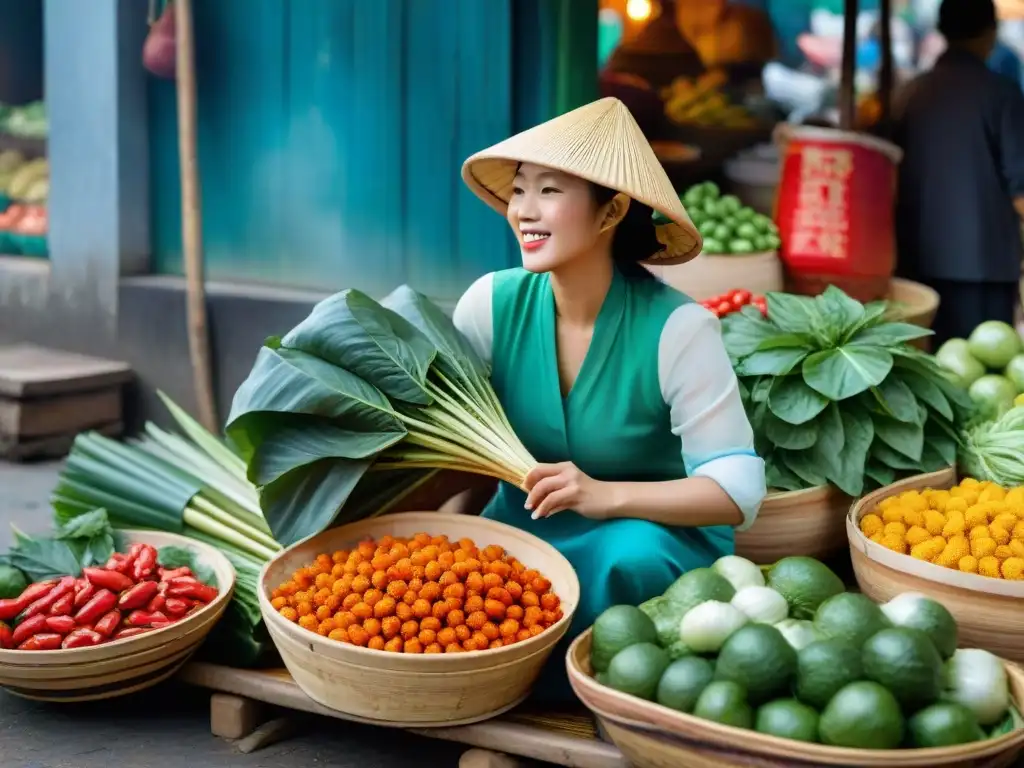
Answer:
xmin=259 ymin=512 xmax=580 ymax=727
xmin=649 ymin=249 xmax=784 ymax=301
xmin=0 ymin=530 xmax=235 ymax=702
xmin=848 ymin=467 xmax=1024 ymax=665
xmin=735 ymin=484 xmax=852 ymax=564
xmin=567 ymin=629 xmax=1024 ymax=768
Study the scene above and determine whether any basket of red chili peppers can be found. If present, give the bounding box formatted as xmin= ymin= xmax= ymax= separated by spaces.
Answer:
xmin=698 ymin=289 xmax=768 ymax=319
xmin=0 ymin=530 xmax=234 ymax=702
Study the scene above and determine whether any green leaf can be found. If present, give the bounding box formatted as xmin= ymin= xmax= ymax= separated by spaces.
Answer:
xmin=765 ymin=457 xmax=805 ymax=491
xmin=864 ymin=460 xmax=897 ymax=487
xmin=768 ymin=375 xmax=830 ymax=425
xmin=338 ymin=467 xmax=438 ymax=524
xmin=848 ymin=322 xmax=933 ymax=348
xmin=847 ymin=300 xmax=890 ymax=336
xmin=802 ymin=347 xmax=894 ymax=401
xmin=828 ymin=407 xmax=875 ymax=496
xmin=764 ymin=411 xmax=818 ymax=450
xmin=895 ymin=369 xmax=953 ymax=421
xmin=226 ymin=347 xmax=406 ymax=481
xmin=7 ymin=526 xmax=82 ymax=582
xmin=871 ymin=440 xmax=924 ymax=471
xmin=988 ymin=705 xmax=1024 ymax=738
xmin=158 ymin=545 xmax=216 ymax=586
xmin=810 ymin=402 xmax=845 ymax=481
xmin=924 ymin=420 xmax=958 ymax=466
xmin=754 ymin=333 xmax=815 ymax=351
xmin=55 ymin=508 xmax=113 ymax=540
xmin=871 ymin=376 xmax=920 ymax=423
xmin=738 ymin=347 xmax=809 ymax=377
xmin=722 ymin=311 xmax=778 ymax=358
xmin=778 ymin=449 xmax=829 ymax=487
xmin=750 ymin=377 xmax=773 ymax=404
xmin=259 ymin=457 xmax=374 ymax=546
xmin=765 ymin=292 xmax=823 ymax=335
xmin=282 ymin=289 xmax=437 ymax=405
xmin=816 ymin=285 xmax=865 ymax=336
xmin=873 ymin=414 xmax=924 ymax=461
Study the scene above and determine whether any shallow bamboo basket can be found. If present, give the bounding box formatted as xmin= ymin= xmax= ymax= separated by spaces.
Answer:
xmin=888 ymin=278 xmax=940 ymax=351
xmin=848 ymin=467 xmax=1024 ymax=665
xmin=649 ymin=250 xmax=784 ymax=302
xmin=735 ymin=484 xmax=852 ymax=564
xmin=0 ymin=530 xmax=235 ymax=702
xmin=567 ymin=629 xmax=1024 ymax=768
xmin=258 ymin=512 xmax=580 ymax=728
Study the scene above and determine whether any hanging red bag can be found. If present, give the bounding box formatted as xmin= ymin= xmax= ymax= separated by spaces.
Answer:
xmin=143 ymin=1 xmax=177 ymax=80
xmin=773 ymin=126 xmax=902 ymax=302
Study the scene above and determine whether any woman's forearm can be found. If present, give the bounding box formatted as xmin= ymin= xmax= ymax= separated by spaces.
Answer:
xmin=604 ymin=476 xmax=744 ymax=528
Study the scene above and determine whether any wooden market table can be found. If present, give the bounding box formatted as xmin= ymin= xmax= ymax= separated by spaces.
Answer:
xmin=178 ymin=662 xmax=628 ymax=767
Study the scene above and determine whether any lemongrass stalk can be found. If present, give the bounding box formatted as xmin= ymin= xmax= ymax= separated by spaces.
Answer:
xmin=374 ymin=459 xmax=519 ymax=486
xmin=183 ymin=506 xmax=278 ymax=560
xmin=158 ymin=390 xmax=250 ymax=481
xmin=397 ymin=412 xmax=524 ymax=477
xmin=399 ymin=427 xmax=526 ymax=485
xmin=365 ymin=469 xmax=442 ymax=519
xmin=191 ymin=496 xmax=281 ymax=552
xmin=433 ymin=369 xmax=524 ymax=454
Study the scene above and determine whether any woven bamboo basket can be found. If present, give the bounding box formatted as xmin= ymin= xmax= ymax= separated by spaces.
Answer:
xmin=848 ymin=468 xmax=1024 ymax=665
xmin=567 ymin=630 xmax=1024 ymax=768
xmin=735 ymin=484 xmax=853 ymax=564
xmin=258 ymin=512 xmax=580 ymax=728
xmin=887 ymin=278 xmax=941 ymax=351
xmin=0 ymin=530 xmax=234 ymax=702
xmin=649 ymin=250 xmax=784 ymax=302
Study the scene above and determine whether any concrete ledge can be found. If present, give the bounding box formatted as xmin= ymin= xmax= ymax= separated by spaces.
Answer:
xmin=0 ymin=256 xmax=50 ymax=313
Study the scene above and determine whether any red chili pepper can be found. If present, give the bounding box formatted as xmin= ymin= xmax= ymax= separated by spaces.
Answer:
xmin=12 ymin=614 xmax=48 ymax=645
xmin=113 ymin=626 xmax=152 ymax=640
xmin=163 ymin=597 xmax=189 ymax=617
xmin=20 ymin=577 xmax=76 ymax=621
xmin=0 ymin=599 xmax=21 ymax=622
xmin=18 ymin=632 xmax=63 ymax=651
xmin=159 ymin=566 xmax=192 ymax=581
xmin=132 ymin=545 xmax=158 ymax=582
xmin=126 ymin=610 xmax=167 ymax=627
xmin=117 ymin=581 xmax=159 ymax=611
xmin=8 ymin=580 xmax=57 ymax=616
xmin=166 ymin=582 xmax=218 ymax=603
xmin=49 ymin=592 xmax=75 ymax=617
xmin=82 ymin=567 xmax=134 ymax=593
xmin=44 ymin=615 xmax=77 ymax=634
xmin=0 ymin=621 xmax=12 ymax=649
xmin=74 ymin=589 xmax=117 ymax=626
xmin=73 ymin=581 xmax=96 ymax=610
xmin=61 ymin=628 xmax=104 ymax=649
xmin=93 ymin=610 xmax=121 ymax=638
xmin=146 ymin=594 xmax=166 ymax=613
xmin=149 ymin=619 xmax=178 ymax=630
xmin=105 ymin=553 xmax=126 ymax=571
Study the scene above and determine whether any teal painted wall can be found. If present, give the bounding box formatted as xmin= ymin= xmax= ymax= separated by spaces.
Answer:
xmin=148 ymin=0 xmax=521 ymax=301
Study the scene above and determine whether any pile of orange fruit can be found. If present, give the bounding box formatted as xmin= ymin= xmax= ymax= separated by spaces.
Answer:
xmin=270 ymin=533 xmax=564 ymax=653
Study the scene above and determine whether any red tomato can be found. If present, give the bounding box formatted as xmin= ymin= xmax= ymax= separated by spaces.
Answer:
xmin=730 ymin=290 xmax=752 ymax=307
xmin=715 ymin=301 xmax=733 ymax=316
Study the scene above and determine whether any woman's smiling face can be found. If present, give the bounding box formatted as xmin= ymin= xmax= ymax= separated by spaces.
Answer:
xmin=507 ymin=163 xmax=610 ymax=273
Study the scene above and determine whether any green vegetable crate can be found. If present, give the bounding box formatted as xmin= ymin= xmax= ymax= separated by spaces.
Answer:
xmin=568 ymin=629 xmax=1024 ymax=768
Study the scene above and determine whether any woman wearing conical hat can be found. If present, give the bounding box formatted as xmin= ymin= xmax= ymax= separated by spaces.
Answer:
xmin=456 ymin=97 xmax=766 ymax=700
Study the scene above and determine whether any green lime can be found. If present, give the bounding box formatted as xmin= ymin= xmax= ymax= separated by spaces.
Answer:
xmin=735 ymin=222 xmax=759 ymax=240
xmin=813 ymin=593 xmax=891 ymax=649
xmin=703 ymin=199 xmax=720 ymax=218
xmin=862 ymin=628 xmax=944 ymax=712
xmin=908 ymin=702 xmax=985 ymax=747
xmin=718 ymin=195 xmax=742 ymax=215
xmin=752 ymin=235 xmax=769 ymax=252
xmin=819 ymin=681 xmax=905 ymax=749
xmin=638 ymin=595 xmax=687 ymax=649
xmin=728 ymin=238 xmax=755 ymax=254
xmin=701 ymin=238 xmax=725 ymax=255
xmin=766 ymin=557 xmax=845 ymax=620
xmin=656 ymin=656 xmax=715 ymax=713
xmin=936 ymin=339 xmax=987 ymax=388
xmin=968 ymin=320 xmax=1022 ymax=369
xmin=795 ymin=639 xmax=863 ymax=710
xmin=605 ymin=642 xmax=670 ymax=701
xmin=715 ymin=624 xmax=797 ymax=704
xmin=694 ymin=680 xmax=754 ymax=728
xmin=0 ymin=565 xmax=27 ymax=600
xmin=663 ymin=568 xmax=736 ymax=610
xmin=755 ymin=699 xmax=820 ymax=742
xmin=879 ymin=594 xmax=958 ymax=659
xmin=591 ymin=605 xmax=658 ymax=672
xmin=968 ymin=375 xmax=1017 ymax=420
xmin=712 ymin=223 xmax=732 ymax=242
xmin=701 ymin=181 xmax=720 ymax=199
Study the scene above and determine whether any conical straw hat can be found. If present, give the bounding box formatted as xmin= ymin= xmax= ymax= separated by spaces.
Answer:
xmin=462 ymin=97 xmax=701 ymax=266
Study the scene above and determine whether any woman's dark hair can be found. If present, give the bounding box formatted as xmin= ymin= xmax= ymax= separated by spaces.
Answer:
xmin=938 ymin=0 xmax=996 ymax=43
xmin=590 ymin=183 xmax=661 ymax=281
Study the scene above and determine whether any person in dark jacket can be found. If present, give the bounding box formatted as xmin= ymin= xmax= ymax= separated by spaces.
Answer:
xmin=894 ymin=0 xmax=1024 ymax=344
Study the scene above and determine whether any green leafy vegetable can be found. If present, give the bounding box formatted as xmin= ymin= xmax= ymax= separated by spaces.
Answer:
xmin=55 ymin=508 xmax=116 ymax=567
xmin=726 ymin=286 xmax=972 ymax=495
xmin=959 ymin=405 xmax=1024 ymax=486
xmin=7 ymin=525 xmax=83 ymax=582
xmin=158 ymin=545 xmax=216 ymax=586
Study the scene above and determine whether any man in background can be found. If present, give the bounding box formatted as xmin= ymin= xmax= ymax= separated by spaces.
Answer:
xmin=894 ymin=0 xmax=1024 ymax=343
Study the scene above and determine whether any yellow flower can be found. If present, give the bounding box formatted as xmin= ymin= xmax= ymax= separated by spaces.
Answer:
xmin=979 ymin=556 xmax=1002 ymax=578
xmin=971 ymin=537 xmax=998 ymax=559
xmin=958 ymin=555 xmax=979 ymax=574
xmin=942 ymin=535 xmax=970 ymax=563
xmin=923 ymin=510 xmax=947 ymax=536
xmin=878 ymin=496 xmax=898 ymax=512
xmin=969 ymin=525 xmax=991 ymax=541
xmin=911 ymin=537 xmax=946 ymax=562
xmin=870 ymin=532 xmax=885 ymax=545
xmin=1004 ymin=486 xmax=1024 ymax=507
xmin=905 ymin=525 xmax=932 ymax=547
xmin=881 ymin=507 xmax=904 ymax=524
xmin=899 ymin=491 xmax=928 ymax=512
xmin=860 ymin=513 xmax=884 ymax=538
xmin=881 ymin=534 xmax=907 ymax=554
xmin=1009 ymin=540 xmax=1024 ymax=560
xmin=994 ymin=545 xmax=1014 ymax=561
xmin=960 ymin=477 xmax=981 ymax=489
xmin=979 ymin=484 xmax=1007 ymax=504
xmin=1001 ymin=557 xmax=1024 ymax=580
xmin=1012 ymin=521 xmax=1024 ymax=541
xmin=902 ymin=508 xmax=925 ymax=528
xmin=964 ymin=506 xmax=989 ymax=529
xmin=992 ymin=512 xmax=1018 ymax=532
xmin=944 ymin=497 xmax=969 ymax=514
xmin=883 ymin=521 xmax=907 ymax=539
xmin=990 ymin=525 xmax=1011 ymax=546
xmin=942 ymin=511 xmax=966 ymax=538
xmin=929 ymin=493 xmax=950 ymax=512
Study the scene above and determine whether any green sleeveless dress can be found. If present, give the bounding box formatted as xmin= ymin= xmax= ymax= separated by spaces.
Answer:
xmin=480 ymin=268 xmax=739 ymax=703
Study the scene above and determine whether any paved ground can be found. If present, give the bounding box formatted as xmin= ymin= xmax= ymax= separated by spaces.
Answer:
xmin=0 ymin=461 xmax=477 ymax=768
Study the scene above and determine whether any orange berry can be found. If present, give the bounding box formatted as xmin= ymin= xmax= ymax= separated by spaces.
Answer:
xmin=410 ymin=550 xmax=429 ymax=567
xmin=328 ymin=627 xmax=349 ymax=643
xmin=543 ymin=609 xmax=563 ymax=625
xmin=465 ymin=558 xmax=482 ymax=573
xmin=395 ymin=602 xmax=414 ymax=622
xmin=489 ymin=639 xmax=504 ymax=649
xmin=316 ymin=604 xmax=332 ymax=622
xmin=467 ymin=611 xmax=488 ymax=630
xmin=482 ymin=573 xmax=503 ymax=591
xmin=392 ymin=558 xmax=414 ymax=581
xmin=523 ymin=606 xmax=544 ymax=628
xmin=438 ymin=552 xmax=456 ymax=570
xmin=419 ymin=582 xmax=442 ymax=602
xmin=464 ymin=595 xmax=485 ymax=614
xmin=401 ymin=620 xmax=420 ymax=640
xmin=368 ymin=635 xmax=386 ymax=651
xmin=489 ymin=561 xmax=512 ymax=580
xmin=465 ymin=573 xmax=485 ymax=594
xmin=357 ymin=561 xmax=375 ymax=577
xmin=471 ymin=630 xmax=489 ymax=649
xmin=412 ymin=598 xmax=432 ymax=618
xmin=348 ymin=626 xmax=369 ymax=647
xmin=298 ymin=614 xmax=318 ymax=632
xmin=463 ymin=637 xmax=480 ymax=651
xmin=271 ymin=596 xmax=287 ymax=610
xmin=363 ymin=618 xmax=382 ymax=637
xmin=499 ymin=619 xmax=519 ymax=638
xmin=351 ymin=575 xmax=371 ymax=594
xmin=296 ymin=600 xmax=314 ymax=617
xmin=447 ymin=609 xmax=466 ymax=628
xmin=315 ymin=572 xmax=333 ymax=589
xmin=484 ymin=599 xmax=506 ymax=620
xmin=374 ymin=596 xmax=397 ymax=618
xmin=404 ymin=638 xmax=424 ymax=654
xmin=384 ymin=637 xmax=404 ymax=653
xmin=370 ymin=570 xmax=389 ymax=590
xmin=279 ymin=606 xmax=298 ymax=622
xmin=455 ymin=624 xmax=472 ymax=642
xmin=351 ymin=602 xmax=373 ymax=620
xmin=438 ymin=571 xmax=459 ymax=588
xmin=520 ymin=591 xmax=540 ymax=608
xmin=445 ymin=642 xmax=464 ymax=653
xmin=420 ymin=616 xmax=441 ymax=633
xmin=418 ymin=628 xmax=437 ymax=645
xmin=505 ymin=581 xmax=523 ymax=601
xmin=381 ymin=616 xmax=402 ymax=639
xmin=362 ymin=588 xmax=383 ymax=607
xmin=331 ymin=579 xmax=351 ymax=597
xmin=386 ymin=580 xmax=408 ymax=599
xmin=402 ymin=590 xmax=418 ymax=606
xmin=334 ymin=610 xmax=357 ymax=628
xmin=371 ymin=553 xmax=394 ymax=571
xmin=408 ymin=577 xmax=424 ymax=593
xmin=331 ymin=550 xmax=348 ymax=564
xmin=481 ymin=621 xmax=500 ymax=641
xmin=424 ymin=642 xmax=443 ymax=654
xmin=506 ymin=605 xmax=524 ymax=622
xmin=540 ymin=592 xmax=559 ymax=611
xmin=432 ymin=601 xmax=450 ymax=620
xmin=437 ymin=627 xmax=457 ymax=646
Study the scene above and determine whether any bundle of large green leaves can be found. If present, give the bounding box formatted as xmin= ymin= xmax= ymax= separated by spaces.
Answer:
xmin=227 ymin=285 xmax=535 ymax=546
xmin=721 ymin=287 xmax=973 ymax=496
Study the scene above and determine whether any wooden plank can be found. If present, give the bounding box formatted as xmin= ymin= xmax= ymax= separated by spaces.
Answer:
xmin=0 ymin=345 xmax=132 ymax=398
xmin=179 ymin=663 xmax=626 ymax=768
xmin=0 ymin=420 xmax=122 ymax=461
xmin=0 ymin=387 xmax=121 ymax=439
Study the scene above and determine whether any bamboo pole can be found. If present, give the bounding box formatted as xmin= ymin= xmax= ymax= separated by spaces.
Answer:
xmin=174 ymin=0 xmax=219 ymax=432
xmin=839 ymin=0 xmax=860 ymax=131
